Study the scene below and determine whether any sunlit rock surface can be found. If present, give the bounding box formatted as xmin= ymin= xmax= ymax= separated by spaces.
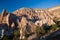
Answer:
xmin=0 ymin=6 xmax=60 ymax=40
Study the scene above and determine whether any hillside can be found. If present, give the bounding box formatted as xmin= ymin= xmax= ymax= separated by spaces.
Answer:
xmin=0 ymin=6 xmax=60 ymax=40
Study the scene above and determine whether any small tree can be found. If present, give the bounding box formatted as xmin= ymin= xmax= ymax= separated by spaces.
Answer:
xmin=53 ymin=19 xmax=60 ymax=27
xmin=35 ymin=26 xmax=45 ymax=39
xmin=49 ymin=24 xmax=58 ymax=33
xmin=3 ymin=35 xmax=13 ymax=40
xmin=43 ymin=25 xmax=51 ymax=33
xmin=13 ymin=29 xmax=20 ymax=40
xmin=51 ymin=24 xmax=58 ymax=30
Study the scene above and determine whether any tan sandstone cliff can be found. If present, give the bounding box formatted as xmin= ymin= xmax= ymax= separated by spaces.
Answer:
xmin=0 ymin=6 xmax=60 ymax=40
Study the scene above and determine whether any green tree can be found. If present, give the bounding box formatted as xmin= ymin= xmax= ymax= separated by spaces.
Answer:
xmin=51 ymin=24 xmax=58 ymax=31
xmin=13 ymin=28 xmax=20 ymax=40
xmin=35 ymin=26 xmax=45 ymax=39
xmin=43 ymin=25 xmax=51 ymax=33
xmin=53 ymin=19 xmax=60 ymax=27
xmin=3 ymin=35 xmax=13 ymax=40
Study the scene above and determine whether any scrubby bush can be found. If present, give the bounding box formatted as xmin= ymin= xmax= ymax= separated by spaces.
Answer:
xmin=43 ymin=25 xmax=51 ymax=33
xmin=51 ymin=24 xmax=58 ymax=31
xmin=3 ymin=35 xmax=13 ymax=40
xmin=35 ymin=26 xmax=45 ymax=39
xmin=53 ymin=19 xmax=60 ymax=27
xmin=13 ymin=29 xmax=20 ymax=40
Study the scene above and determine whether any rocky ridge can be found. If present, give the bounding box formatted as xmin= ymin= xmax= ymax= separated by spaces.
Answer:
xmin=0 ymin=6 xmax=60 ymax=40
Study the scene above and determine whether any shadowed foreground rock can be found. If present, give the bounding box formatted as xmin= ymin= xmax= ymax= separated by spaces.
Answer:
xmin=45 ymin=29 xmax=60 ymax=40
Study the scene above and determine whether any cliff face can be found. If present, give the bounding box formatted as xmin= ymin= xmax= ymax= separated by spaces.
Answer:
xmin=1 ymin=6 xmax=60 ymax=27
xmin=13 ymin=6 xmax=60 ymax=26
xmin=0 ymin=6 xmax=60 ymax=39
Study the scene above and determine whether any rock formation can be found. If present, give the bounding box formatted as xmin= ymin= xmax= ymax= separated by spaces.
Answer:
xmin=0 ymin=6 xmax=60 ymax=40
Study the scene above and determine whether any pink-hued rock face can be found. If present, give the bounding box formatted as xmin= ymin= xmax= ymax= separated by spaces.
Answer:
xmin=0 ymin=6 xmax=60 ymax=40
xmin=13 ymin=7 xmax=60 ymax=26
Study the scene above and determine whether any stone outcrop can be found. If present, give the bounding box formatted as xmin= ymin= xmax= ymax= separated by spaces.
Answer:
xmin=13 ymin=6 xmax=60 ymax=26
xmin=0 ymin=6 xmax=60 ymax=40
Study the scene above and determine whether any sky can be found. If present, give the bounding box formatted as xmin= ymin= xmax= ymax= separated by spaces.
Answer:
xmin=0 ymin=0 xmax=60 ymax=13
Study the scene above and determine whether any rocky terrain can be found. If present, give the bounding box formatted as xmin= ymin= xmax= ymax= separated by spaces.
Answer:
xmin=0 ymin=6 xmax=60 ymax=40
